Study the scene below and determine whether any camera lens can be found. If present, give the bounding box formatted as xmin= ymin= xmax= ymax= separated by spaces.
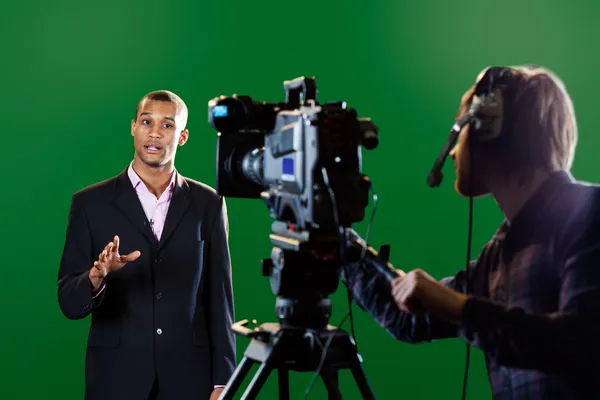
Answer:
xmin=208 ymin=96 xmax=249 ymax=134
xmin=241 ymin=148 xmax=265 ymax=186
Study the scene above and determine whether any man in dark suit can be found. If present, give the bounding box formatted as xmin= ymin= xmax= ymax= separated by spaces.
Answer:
xmin=57 ymin=90 xmax=236 ymax=400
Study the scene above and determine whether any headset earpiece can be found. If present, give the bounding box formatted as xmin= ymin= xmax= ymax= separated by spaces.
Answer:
xmin=470 ymin=66 xmax=511 ymax=144
xmin=471 ymin=87 xmax=504 ymax=143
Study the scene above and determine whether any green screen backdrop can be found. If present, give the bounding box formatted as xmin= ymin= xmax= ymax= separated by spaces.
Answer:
xmin=2 ymin=0 xmax=600 ymax=398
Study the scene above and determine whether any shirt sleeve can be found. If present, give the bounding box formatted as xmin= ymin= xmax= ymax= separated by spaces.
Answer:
xmin=92 ymin=281 xmax=106 ymax=299
xmin=341 ymin=249 xmax=473 ymax=343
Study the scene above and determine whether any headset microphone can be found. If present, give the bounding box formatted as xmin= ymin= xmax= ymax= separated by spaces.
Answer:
xmin=426 ymin=100 xmax=483 ymax=188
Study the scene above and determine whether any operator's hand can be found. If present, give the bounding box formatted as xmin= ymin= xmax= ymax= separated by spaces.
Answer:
xmin=89 ymin=235 xmax=141 ymax=292
xmin=391 ymin=268 xmax=467 ymax=325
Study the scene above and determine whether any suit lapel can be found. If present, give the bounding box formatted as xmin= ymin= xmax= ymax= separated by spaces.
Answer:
xmin=158 ymin=173 xmax=191 ymax=251
xmin=113 ymin=169 xmax=157 ymax=245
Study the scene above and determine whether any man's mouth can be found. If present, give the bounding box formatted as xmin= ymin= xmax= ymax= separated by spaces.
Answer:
xmin=144 ymin=145 xmax=163 ymax=153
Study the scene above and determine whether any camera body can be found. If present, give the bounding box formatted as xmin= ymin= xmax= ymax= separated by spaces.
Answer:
xmin=208 ymin=77 xmax=378 ymax=238
xmin=208 ymin=77 xmax=378 ymax=328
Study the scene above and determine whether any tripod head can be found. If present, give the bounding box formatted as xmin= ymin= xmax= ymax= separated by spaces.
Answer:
xmin=231 ymin=225 xmax=399 ymax=342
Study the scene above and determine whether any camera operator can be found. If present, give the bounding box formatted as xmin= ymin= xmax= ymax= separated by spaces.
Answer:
xmin=342 ymin=66 xmax=600 ymax=399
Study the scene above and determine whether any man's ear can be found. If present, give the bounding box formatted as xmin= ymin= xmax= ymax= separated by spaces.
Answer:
xmin=131 ymin=120 xmax=136 ymax=136
xmin=179 ymin=129 xmax=189 ymax=146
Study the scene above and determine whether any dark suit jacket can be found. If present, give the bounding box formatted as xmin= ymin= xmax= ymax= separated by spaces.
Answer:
xmin=57 ymin=168 xmax=236 ymax=400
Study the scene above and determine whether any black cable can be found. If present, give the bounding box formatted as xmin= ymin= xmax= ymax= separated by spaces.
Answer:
xmin=303 ymin=167 xmax=344 ymax=399
xmin=462 ymin=197 xmax=473 ymax=400
xmin=462 ymin=116 xmax=476 ymax=400
xmin=303 ymin=169 xmax=378 ymax=399
xmin=349 ymin=183 xmax=378 ymax=354
xmin=303 ymin=312 xmax=350 ymax=398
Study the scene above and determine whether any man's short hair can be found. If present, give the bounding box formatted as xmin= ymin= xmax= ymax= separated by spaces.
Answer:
xmin=474 ymin=65 xmax=578 ymax=180
xmin=135 ymin=90 xmax=188 ymax=128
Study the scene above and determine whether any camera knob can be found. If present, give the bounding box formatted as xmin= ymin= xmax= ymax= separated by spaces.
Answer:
xmin=262 ymin=258 xmax=273 ymax=276
xmin=379 ymin=244 xmax=391 ymax=262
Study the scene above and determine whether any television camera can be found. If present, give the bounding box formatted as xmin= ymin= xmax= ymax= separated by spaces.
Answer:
xmin=208 ymin=76 xmax=391 ymax=399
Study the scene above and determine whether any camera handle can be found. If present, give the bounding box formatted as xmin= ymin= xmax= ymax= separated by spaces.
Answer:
xmin=284 ymin=76 xmax=317 ymax=106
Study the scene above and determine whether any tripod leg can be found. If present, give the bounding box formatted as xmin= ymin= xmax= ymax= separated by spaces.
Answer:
xmin=320 ymin=370 xmax=343 ymax=400
xmin=219 ymin=356 xmax=254 ymax=400
xmin=240 ymin=363 xmax=273 ymax=400
xmin=278 ymin=369 xmax=289 ymax=400
xmin=349 ymin=362 xmax=376 ymax=400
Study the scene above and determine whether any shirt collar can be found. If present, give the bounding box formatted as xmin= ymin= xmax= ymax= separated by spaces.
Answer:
xmin=496 ymin=170 xmax=576 ymax=258
xmin=127 ymin=161 xmax=177 ymax=192
xmin=507 ymin=170 xmax=574 ymax=228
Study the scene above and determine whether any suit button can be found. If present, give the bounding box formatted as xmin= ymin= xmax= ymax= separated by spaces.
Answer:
xmin=156 ymin=292 xmax=163 ymax=299
xmin=157 ymin=328 xmax=163 ymax=335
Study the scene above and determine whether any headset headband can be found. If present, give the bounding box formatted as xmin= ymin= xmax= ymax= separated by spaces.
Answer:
xmin=474 ymin=67 xmax=513 ymax=96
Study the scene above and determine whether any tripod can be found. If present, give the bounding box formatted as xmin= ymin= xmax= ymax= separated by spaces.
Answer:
xmin=217 ymin=227 xmax=380 ymax=399
xmin=218 ymin=319 xmax=376 ymax=400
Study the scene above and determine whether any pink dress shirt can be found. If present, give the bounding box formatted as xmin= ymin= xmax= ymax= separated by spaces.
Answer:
xmin=127 ymin=163 xmax=176 ymax=240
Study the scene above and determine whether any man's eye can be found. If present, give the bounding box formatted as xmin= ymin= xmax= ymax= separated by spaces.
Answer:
xmin=142 ymin=120 xmax=151 ymax=125
xmin=163 ymin=123 xmax=172 ymax=129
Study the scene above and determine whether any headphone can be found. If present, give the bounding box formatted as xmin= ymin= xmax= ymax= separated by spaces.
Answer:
xmin=468 ymin=66 xmax=513 ymax=145
xmin=426 ymin=66 xmax=521 ymax=188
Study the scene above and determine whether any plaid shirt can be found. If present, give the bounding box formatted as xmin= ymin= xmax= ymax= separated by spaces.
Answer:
xmin=341 ymin=171 xmax=600 ymax=399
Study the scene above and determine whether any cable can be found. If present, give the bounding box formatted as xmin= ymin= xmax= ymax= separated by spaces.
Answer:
xmin=318 ymin=168 xmax=346 ymax=274
xmin=303 ymin=169 xmax=378 ymax=399
xmin=461 ymin=115 xmax=476 ymax=400
xmin=351 ymin=182 xmax=379 ymax=353
xmin=462 ymin=198 xmax=473 ymax=400
xmin=303 ymin=311 xmax=350 ymax=398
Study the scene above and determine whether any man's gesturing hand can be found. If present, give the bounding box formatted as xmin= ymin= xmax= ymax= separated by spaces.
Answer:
xmin=89 ymin=235 xmax=141 ymax=291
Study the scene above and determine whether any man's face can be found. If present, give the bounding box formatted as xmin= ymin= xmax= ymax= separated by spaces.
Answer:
xmin=131 ymin=99 xmax=188 ymax=169
xmin=449 ymin=88 xmax=490 ymax=198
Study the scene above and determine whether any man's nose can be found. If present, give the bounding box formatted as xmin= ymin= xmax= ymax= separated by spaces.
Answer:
xmin=149 ymin=127 xmax=162 ymax=137
xmin=449 ymin=146 xmax=457 ymax=161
